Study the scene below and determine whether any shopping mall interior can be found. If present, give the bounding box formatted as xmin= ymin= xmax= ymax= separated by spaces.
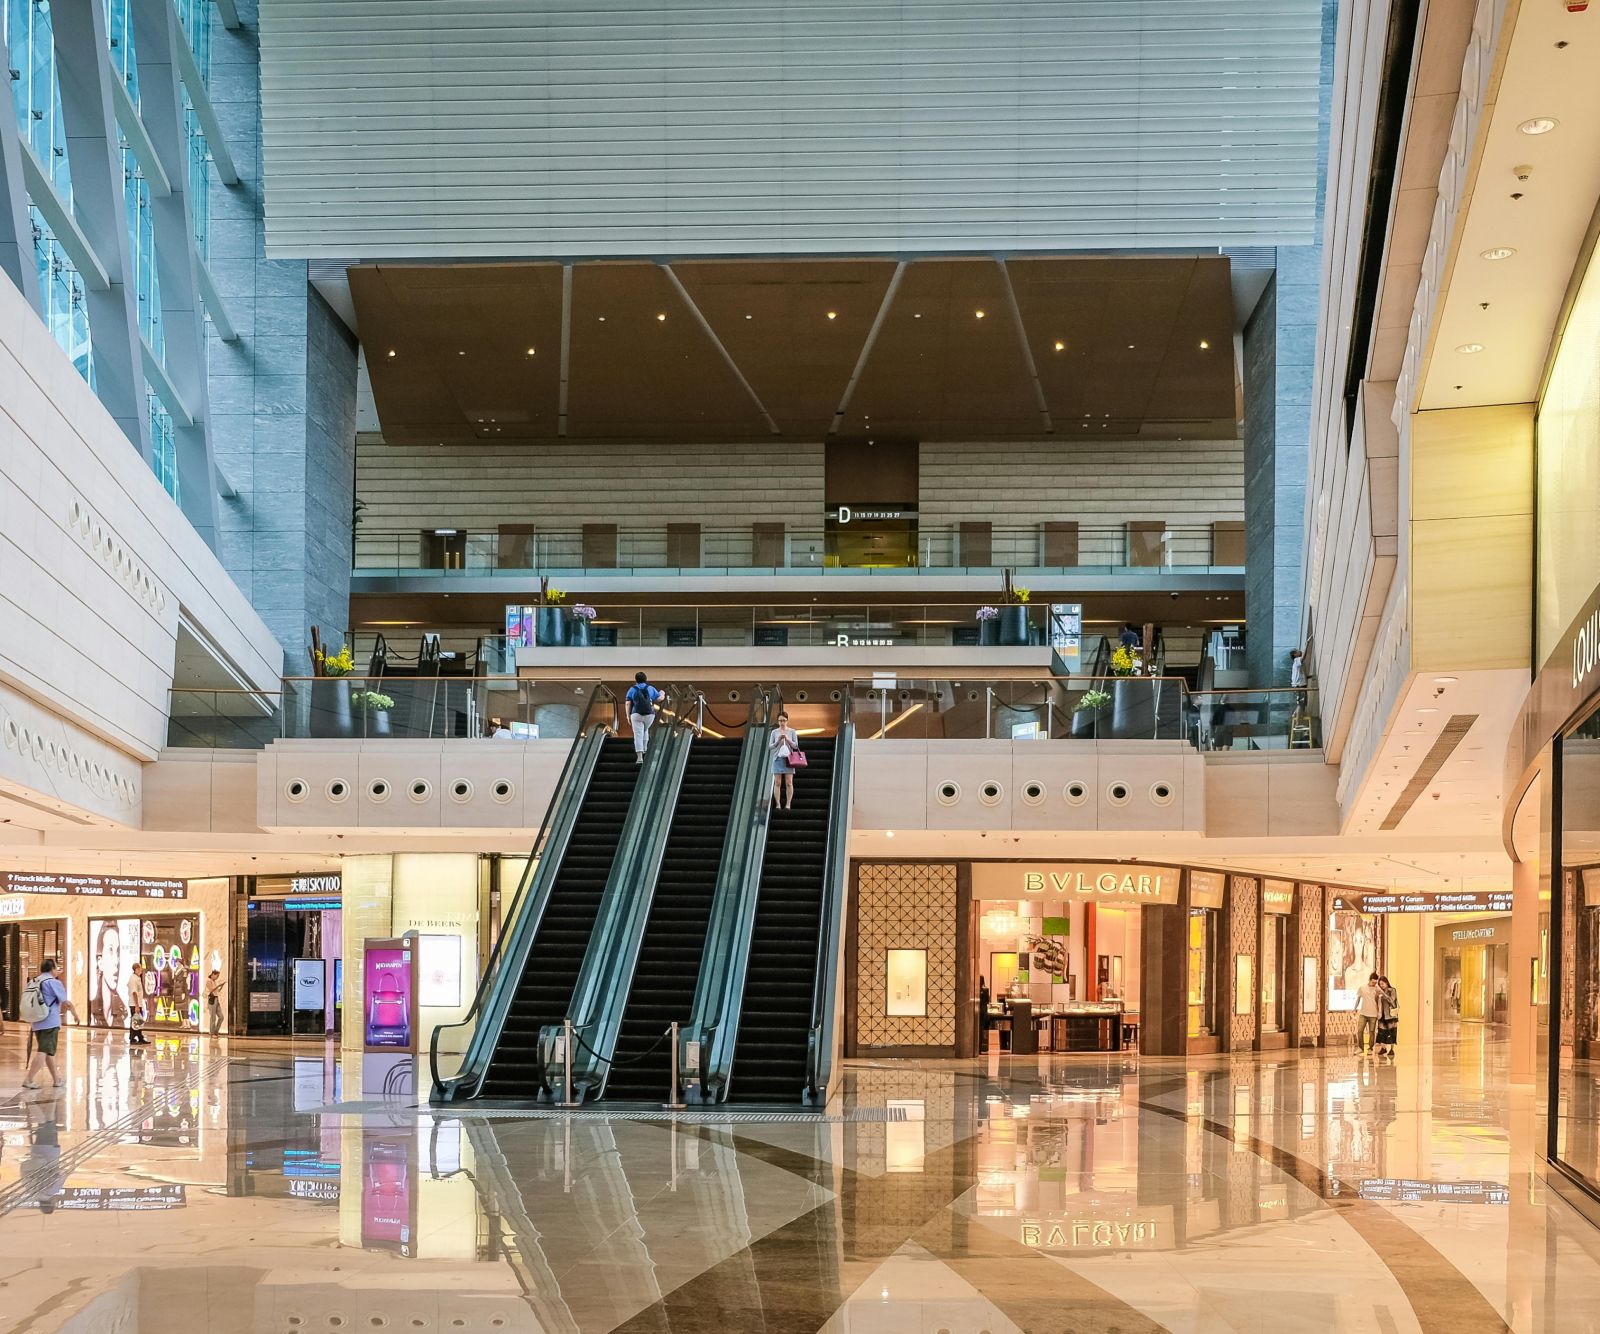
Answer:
xmin=6 ymin=0 xmax=1600 ymax=1329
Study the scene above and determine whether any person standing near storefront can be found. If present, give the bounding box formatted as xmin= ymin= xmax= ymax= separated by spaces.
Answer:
xmin=205 ymin=970 xmax=226 ymax=1035
xmin=1375 ymin=975 xmax=1400 ymax=1060
xmin=127 ymin=961 xmax=150 ymax=1045
xmin=21 ymin=959 xmax=76 ymax=1090
xmin=1355 ymin=972 xmax=1382 ymax=1056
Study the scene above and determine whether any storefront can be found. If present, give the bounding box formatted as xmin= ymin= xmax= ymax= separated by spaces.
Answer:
xmin=242 ymin=874 xmax=344 ymax=1036
xmin=0 ymin=871 xmax=231 ymax=1033
xmin=846 ymin=861 xmax=1378 ymax=1061
xmin=1435 ymin=916 xmax=1512 ymax=1028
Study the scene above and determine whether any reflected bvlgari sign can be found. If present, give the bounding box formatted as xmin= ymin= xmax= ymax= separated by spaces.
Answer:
xmin=1020 ymin=1205 xmax=1174 ymax=1251
xmin=972 ymin=862 xmax=1180 ymax=905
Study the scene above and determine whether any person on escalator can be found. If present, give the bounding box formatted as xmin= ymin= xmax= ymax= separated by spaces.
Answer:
xmin=770 ymin=711 xmax=801 ymax=810
xmin=625 ymin=672 xmax=664 ymax=763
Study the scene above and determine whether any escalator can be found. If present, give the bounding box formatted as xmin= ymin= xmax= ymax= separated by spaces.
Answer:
xmin=727 ymin=736 xmax=838 ymax=1102
xmin=602 ymin=736 xmax=743 ymax=1099
xmin=474 ymin=736 xmax=641 ymax=1100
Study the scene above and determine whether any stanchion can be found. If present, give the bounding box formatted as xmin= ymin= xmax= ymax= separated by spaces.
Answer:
xmin=662 ymin=1021 xmax=687 ymax=1110
xmin=556 ymin=1017 xmax=581 ymax=1108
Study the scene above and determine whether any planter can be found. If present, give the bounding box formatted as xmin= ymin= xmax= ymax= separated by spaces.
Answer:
xmin=309 ymin=679 xmax=353 ymax=739
xmin=535 ymin=606 xmax=570 ymax=647
xmin=568 ymin=616 xmax=593 ymax=648
xmin=1110 ymin=677 xmax=1181 ymax=740
xmin=1071 ymin=708 xmax=1102 ymax=740
xmin=977 ymin=618 xmax=1000 ymax=646
xmin=997 ymin=605 xmax=1030 ymax=647
xmin=360 ymin=708 xmax=392 ymax=739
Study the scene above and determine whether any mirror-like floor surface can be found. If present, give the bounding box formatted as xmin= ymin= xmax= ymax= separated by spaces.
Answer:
xmin=2 ymin=1025 xmax=1598 ymax=1332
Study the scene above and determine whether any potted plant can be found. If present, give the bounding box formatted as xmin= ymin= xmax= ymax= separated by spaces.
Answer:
xmin=975 ymin=605 xmax=1000 ymax=646
xmin=1072 ymin=687 xmax=1111 ymax=739
xmin=309 ymin=635 xmax=356 ymax=738
xmin=569 ymin=603 xmax=597 ymax=648
xmin=534 ymin=577 xmax=569 ymax=648
xmin=1108 ymin=642 xmax=1154 ymax=737
xmin=998 ymin=573 xmax=1031 ymax=646
xmin=352 ymin=688 xmax=395 ymax=738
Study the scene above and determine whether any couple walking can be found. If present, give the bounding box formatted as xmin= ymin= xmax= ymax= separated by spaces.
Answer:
xmin=1356 ymin=972 xmax=1400 ymax=1058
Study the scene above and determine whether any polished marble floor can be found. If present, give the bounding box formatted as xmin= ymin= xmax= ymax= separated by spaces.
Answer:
xmin=2 ymin=1026 xmax=1599 ymax=1332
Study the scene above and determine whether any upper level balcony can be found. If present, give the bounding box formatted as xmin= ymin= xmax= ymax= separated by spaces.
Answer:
xmin=350 ymin=520 xmax=1246 ymax=595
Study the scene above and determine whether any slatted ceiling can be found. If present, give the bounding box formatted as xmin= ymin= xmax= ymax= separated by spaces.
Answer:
xmin=351 ymin=264 xmax=565 ymax=443
xmin=842 ymin=260 xmax=1041 ymax=438
xmin=565 ymin=263 xmax=765 ymax=439
xmin=672 ymin=260 xmax=895 ymax=435
xmin=1379 ymin=715 xmax=1479 ymax=831
xmin=258 ymin=1 xmax=1322 ymax=260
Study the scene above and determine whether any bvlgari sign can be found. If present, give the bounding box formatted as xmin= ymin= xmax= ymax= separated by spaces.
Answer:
xmin=971 ymin=862 xmax=1180 ymax=905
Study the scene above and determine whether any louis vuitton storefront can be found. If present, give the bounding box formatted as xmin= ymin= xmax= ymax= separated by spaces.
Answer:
xmin=844 ymin=860 xmax=1381 ymax=1061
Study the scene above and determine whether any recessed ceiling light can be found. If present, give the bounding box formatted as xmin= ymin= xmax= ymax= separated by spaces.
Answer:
xmin=1480 ymin=246 xmax=1516 ymax=261
xmin=1456 ymin=343 xmax=1485 ymax=354
xmin=656 ymin=313 xmax=667 ymax=322
xmin=913 ymin=313 xmax=922 ymax=319
xmin=1053 ymin=340 xmax=1066 ymax=352
xmin=386 ymin=349 xmax=396 ymax=358
xmin=975 ymin=310 xmax=986 ymax=319
xmin=1433 ymin=676 xmax=1458 ymax=684
xmin=457 ymin=350 xmax=465 ymax=356
xmin=598 ymin=316 xmax=606 ymax=322
xmin=1127 ymin=344 xmax=1135 ymax=349
xmin=1199 ymin=339 xmax=1210 ymax=349
xmin=1518 ymin=117 xmax=1558 ymax=135
xmin=525 ymin=347 xmax=536 ymax=356
xmin=744 ymin=313 xmax=752 ymax=320
xmin=885 ymin=830 xmax=895 ymax=839
xmin=1418 ymin=707 xmax=1438 ymax=713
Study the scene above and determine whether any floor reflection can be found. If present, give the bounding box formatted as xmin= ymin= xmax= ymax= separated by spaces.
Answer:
xmin=3 ymin=1030 xmax=1600 ymax=1332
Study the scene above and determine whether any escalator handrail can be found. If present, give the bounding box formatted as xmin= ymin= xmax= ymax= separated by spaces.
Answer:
xmin=687 ymin=685 xmax=779 ymax=1099
xmin=805 ymin=693 xmax=855 ymax=1104
xmin=429 ymin=682 xmax=618 ymax=1100
xmin=553 ymin=685 xmax=701 ymax=1098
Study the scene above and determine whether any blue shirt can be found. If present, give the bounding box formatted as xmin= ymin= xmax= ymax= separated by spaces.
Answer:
xmin=32 ymin=975 xmax=66 ymax=1031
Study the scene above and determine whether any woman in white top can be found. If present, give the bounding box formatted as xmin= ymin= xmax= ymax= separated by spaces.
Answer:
xmin=770 ymin=711 xmax=800 ymax=810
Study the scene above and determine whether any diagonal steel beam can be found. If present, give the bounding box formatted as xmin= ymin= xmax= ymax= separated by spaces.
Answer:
xmin=558 ymin=262 xmax=572 ymax=437
xmin=828 ymin=261 xmax=905 ymax=435
xmin=133 ymin=0 xmax=222 ymax=546
xmin=169 ymin=0 xmax=238 ymax=185
xmin=0 ymin=99 xmax=43 ymax=310
xmin=108 ymin=70 xmax=171 ymax=196
xmin=998 ymin=258 xmax=1053 ymax=434
xmin=50 ymin=0 xmax=152 ymax=460
xmin=214 ymin=0 xmax=242 ymax=30
xmin=661 ymin=263 xmax=779 ymax=435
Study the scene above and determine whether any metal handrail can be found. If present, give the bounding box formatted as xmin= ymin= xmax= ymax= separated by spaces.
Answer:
xmin=686 ymin=685 xmax=779 ymax=1101
xmin=429 ymin=682 xmax=617 ymax=1101
xmin=805 ymin=691 xmax=855 ymax=1105
xmin=550 ymin=684 xmax=701 ymax=1101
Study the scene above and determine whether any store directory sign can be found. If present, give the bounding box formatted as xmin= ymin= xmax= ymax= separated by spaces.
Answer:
xmin=1331 ymin=891 xmax=1513 ymax=914
xmin=2 ymin=871 xmax=186 ymax=899
xmin=363 ymin=939 xmax=417 ymax=1051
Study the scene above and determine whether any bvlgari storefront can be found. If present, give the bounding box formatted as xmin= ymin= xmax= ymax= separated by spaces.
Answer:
xmin=845 ymin=860 xmax=1381 ymax=1060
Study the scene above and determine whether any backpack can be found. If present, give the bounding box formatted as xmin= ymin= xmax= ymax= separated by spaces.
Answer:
xmin=20 ymin=975 xmax=51 ymax=1024
xmin=628 ymin=684 xmax=655 ymax=717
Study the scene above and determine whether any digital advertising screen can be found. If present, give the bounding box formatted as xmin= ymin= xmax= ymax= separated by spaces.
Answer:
xmin=363 ymin=943 xmax=414 ymax=1049
xmin=1327 ymin=911 xmax=1378 ymax=1011
xmin=142 ymin=915 xmax=202 ymax=1028
xmin=88 ymin=918 xmax=140 ymax=1029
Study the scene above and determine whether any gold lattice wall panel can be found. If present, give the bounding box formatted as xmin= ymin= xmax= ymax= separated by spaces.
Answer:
xmin=855 ymin=863 xmax=958 ymax=1049
xmin=1229 ymin=875 xmax=1259 ymax=1049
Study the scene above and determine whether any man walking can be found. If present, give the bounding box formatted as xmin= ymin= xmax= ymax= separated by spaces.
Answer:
xmin=1355 ymin=971 xmax=1382 ymax=1057
xmin=22 ymin=958 xmax=77 ymax=1089
xmin=625 ymin=672 xmax=663 ymax=763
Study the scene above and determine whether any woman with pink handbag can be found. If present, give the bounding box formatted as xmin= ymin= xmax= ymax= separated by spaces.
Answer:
xmin=770 ymin=710 xmax=803 ymax=810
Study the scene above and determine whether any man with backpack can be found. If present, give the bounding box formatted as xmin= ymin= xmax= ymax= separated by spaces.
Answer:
xmin=624 ymin=671 xmax=663 ymax=763
xmin=22 ymin=958 xmax=77 ymax=1090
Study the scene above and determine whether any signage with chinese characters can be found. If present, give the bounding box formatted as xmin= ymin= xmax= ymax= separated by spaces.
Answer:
xmin=0 ymin=871 xmax=186 ymax=899
xmin=21 ymin=1185 xmax=186 ymax=1212
xmin=1188 ymin=871 xmax=1225 ymax=910
xmin=971 ymin=862 xmax=1180 ymax=905
xmin=1332 ymin=891 xmax=1513 ymax=914
xmin=1262 ymin=879 xmax=1294 ymax=914
xmin=0 ymin=897 xmax=24 ymax=918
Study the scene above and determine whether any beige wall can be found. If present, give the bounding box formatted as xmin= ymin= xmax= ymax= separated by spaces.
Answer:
xmin=1409 ymin=404 xmax=1534 ymax=671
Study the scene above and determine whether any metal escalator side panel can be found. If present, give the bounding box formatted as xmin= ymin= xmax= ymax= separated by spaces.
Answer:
xmin=551 ymin=720 xmax=695 ymax=1100
xmin=805 ymin=720 xmax=856 ymax=1105
xmin=432 ymin=725 xmax=608 ymax=1102
xmin=686 ymin=713 xmax=775 ymax=1103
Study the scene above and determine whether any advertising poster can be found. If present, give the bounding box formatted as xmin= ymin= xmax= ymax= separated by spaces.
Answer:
xmin=88 ymin=918 xmax=140 ymax=1029
xmin=418 ymin=935 xmax=462 ymax=1008
xmin=142 ymin=915 xmax=202 ymax=1029
xmin=1327 ymin=911 xmax=1378 ymax=1011
xmin=364 ymin=943 xmax=414 ymax=1049
xmin=293 ymin=958 xmax=328 ymax=1012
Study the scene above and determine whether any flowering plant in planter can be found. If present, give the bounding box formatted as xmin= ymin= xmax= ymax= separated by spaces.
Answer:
xmin=314 ymin=644 xmax=356 ymax=677
xmin=1077 ymin=688 xmax=1111 ymax=713
xmin=571 ymin=604 xmax=597 ymax=621
xmin=351 ymin=689 xmax=394 ymax=711
xmin=1109 ymin=645 xmax=1141 ymax=677
xmin=975 ymin=606 xmax=999 ymax=621
xmin=1006 ymin=585 xmax=1031 ymax=604
xmin=538 ymin=576 xmax=566 ymax=606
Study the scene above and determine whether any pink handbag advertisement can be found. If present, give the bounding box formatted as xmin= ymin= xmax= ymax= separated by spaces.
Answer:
xmin=363 ymin=940 xmax=416 ymax=1051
